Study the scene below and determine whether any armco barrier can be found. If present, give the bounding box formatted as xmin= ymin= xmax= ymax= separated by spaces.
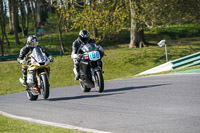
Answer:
xmin=172 ymin=52 xmax=200 ymax=69
xmin=0 ymin=55 xmax=19 ymax=61
xmin=0 ymin=51 xmax=63 ymax=61
xmin=136 ymin=51 xmax=200 ymax=76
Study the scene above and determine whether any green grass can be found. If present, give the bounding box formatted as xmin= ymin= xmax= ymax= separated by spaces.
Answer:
xmin=148 ymin=24 xmax=200 ymax=39
xmin=0 ymin=115 xmax=87 ymax=133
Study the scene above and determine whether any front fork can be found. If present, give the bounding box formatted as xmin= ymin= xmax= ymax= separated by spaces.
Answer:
xmin=36 ymin=68 xmax=49 ymax=89
xmin=90 ymin=61 xmax=102 ymax=82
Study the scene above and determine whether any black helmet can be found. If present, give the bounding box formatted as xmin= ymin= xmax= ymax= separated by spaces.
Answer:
xmin=27 ymin=35 xmax=38 ymax=47
xmin=79 ymin=30 xmax=90 ymax=44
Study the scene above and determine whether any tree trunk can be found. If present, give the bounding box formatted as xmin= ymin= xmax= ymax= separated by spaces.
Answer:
xmin=93 ymin=27 xmax=98 ymax=38
xmin=91 ymin=0 xmax=98 ymax=38
xmin=19 ymin=0 xmax=26 ymax=36
xmin=129 ymin=0 xmax=135 ymax=48
xmin=0 ymin=36 xmax=4 ymax=56
xmin=129 ymin=0 xmax=146 ymax=48
xmin=0 ymin=0 xmax=4 ymax=56
xmin=31 ymin=0 xmax=37 ymax=35
xmin=8 ymin=0 xmax=14 ymax=34
xmin=37 ymin=0 xmax=48 ymax=26
xmin=13 ymin=0 xmax=20 ymax=45
xmin=1 ymin=0 xmax=10 ymax=47
xmin=58 ymin=13 xmax=65 ymax=53
xmin=25 ymin=0 xmax=31 ymax=36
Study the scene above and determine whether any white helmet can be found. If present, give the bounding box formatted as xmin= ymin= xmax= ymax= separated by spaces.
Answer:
xmin=27 ymin=35 xmax=38 ymax=47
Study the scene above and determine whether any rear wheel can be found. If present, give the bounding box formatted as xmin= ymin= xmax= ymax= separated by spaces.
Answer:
xmin=40 ymin=74 xmax=49 ymax=99
xmin=26 ymin=90 xmax=38 ymax=101
xmin=95 ymin=71 xmax=104 ymax=93
xmin=80 ymin=81 xmax=91 ymax=92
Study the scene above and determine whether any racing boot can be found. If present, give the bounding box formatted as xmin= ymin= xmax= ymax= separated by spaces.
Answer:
xmin=73 ymin=67 xmax=79 ymax=80
xmin=22 ymin=75 xmax=28 ymax=86
xmin=19 ymin=75 xmax=27 ymax=87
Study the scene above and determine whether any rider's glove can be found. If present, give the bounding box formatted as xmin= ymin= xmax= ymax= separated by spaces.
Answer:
xmin=72 ymin=54 xmax=78 ymax=59
xmin=48 ymin=55 xmax=54 ymax=62
xmin=77 ymin=54 xmax=83 ymax=62
xmin=19 ymin=59 xmax=26 ymax=65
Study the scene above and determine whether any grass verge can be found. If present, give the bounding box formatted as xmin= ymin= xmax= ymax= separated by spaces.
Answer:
xmin=0 ymin=114 xmax=87 ymax=133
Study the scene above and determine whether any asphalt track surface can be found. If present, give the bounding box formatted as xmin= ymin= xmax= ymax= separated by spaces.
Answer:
xmin=0 ymin=73 xmax=200 ymax=133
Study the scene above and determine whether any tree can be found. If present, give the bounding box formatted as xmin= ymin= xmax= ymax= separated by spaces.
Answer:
xmin=8 ymin=0 xmax=14 ymax=34
xmin=0 ymin=0 xmax=10 ymax=55
xmin=30 ymin=0 xmax=37 ymax=35
xmin=0 ymin=0 xmax=5 ymax=56
xmin=54 ymin=0 xmax=66 ymax=53
xmin=19 ymin=0 xmax=27 ymax=36
xmin=37 ymin=0 xmax=49 ymax=26
xmin=75 ymin=0 xmax=129 ymax=42
xmin=13 ymin=0 xmax=20 ymax=45
xmin=25 ymin=0 xmax=31 ymax=36
xmin=50 ymin=0 xmax=78 ymax=52
xmin=138 ymin=0 xmax=200 ymax=28
xmin=129 ymin=0 xmax=147 ymax=48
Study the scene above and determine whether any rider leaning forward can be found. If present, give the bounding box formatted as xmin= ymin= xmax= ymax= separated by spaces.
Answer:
xmin=17 ymin=35 xmax=54 ymax=86
xmin=71 ymin=30 xmax=104 ymax=80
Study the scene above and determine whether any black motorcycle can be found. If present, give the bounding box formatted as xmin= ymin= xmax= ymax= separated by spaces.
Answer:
xmin=78 ymin=43 xmax=104 ymax=93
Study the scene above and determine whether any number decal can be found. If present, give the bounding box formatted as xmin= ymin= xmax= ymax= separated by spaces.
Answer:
xmin=88 ymin=51 xmax=100 ymax=61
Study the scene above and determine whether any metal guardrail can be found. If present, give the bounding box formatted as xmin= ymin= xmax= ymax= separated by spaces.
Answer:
xmin=0 ymin=51 xmax=63 ymax=61
xmin=172 ymin=52 xmax=200 ymax=69
xmin=136 ymin=51 xmax=200 ymax=76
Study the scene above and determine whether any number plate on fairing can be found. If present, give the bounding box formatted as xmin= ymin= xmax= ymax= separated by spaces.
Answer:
xmin=88 ymin=51 xmax=100 ymax=61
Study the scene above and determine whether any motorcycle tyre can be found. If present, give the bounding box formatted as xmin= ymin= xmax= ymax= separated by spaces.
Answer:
xmin=80 ymin=81 xmax=91 ymax=92
xmin=41 ymin=74 xmax=49 ymax=99
xmin=95 ymin=71 xmax=104 ymax=93
xmin=26 ymin=90 xmax=38 ymax=101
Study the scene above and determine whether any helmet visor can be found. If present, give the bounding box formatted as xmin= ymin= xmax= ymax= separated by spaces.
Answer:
xmin=81 ymin=37 xmax=90 ymax=43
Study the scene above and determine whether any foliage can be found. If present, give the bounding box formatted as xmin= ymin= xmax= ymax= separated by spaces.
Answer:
xmin=134 ymin=0 xmax=200 ymax=28
xmin=51 ymin=0 xmax=129 ymax=42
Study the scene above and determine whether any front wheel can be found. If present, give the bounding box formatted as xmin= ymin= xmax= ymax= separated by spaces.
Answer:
xmin=80 ymin=81 xmax=91 ymax=92
xmin=40 ymin=74 xmax=49 ymax=99
xmin=26 ymin=90 xmax=38 ymax=101
xmin=95 ymin=71 xmax=104 ymax=93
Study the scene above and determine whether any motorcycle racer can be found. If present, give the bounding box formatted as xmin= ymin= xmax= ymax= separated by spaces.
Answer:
xmin=17 ymin=35 xmax=53 ymax=86
xmin=71 ymin=30 xmax=104 ymax=80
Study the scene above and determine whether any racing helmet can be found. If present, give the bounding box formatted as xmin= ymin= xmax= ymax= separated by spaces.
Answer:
xmin=27 ymin=35 xmax=38 ymax=47
xmin=79 ymin=30 xmax=90 ymax=44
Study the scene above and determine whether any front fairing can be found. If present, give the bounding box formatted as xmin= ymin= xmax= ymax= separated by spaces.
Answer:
xmin=81 ymin=43 xmax=101 ymax=62
xmin=28 ymin=46 xmax=50 ymax=70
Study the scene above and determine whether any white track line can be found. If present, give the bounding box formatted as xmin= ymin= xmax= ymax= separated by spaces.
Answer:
xmin=0 ymin=111 xmax=112 ymax=133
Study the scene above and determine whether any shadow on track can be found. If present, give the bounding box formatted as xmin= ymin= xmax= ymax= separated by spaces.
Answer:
xmin=47 ymin=84 xmax=169 ymax=101
xmin=104 ymin=84 xmax=170 ymax=93
xmin=47 ymin=92 xmax=123 ymax=101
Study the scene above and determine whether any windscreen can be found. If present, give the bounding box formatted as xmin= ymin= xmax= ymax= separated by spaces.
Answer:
xmin=81 ymin=43 xmax=97 ymax=52
xmin=30 ymin=46 xmax=46 ymax=62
